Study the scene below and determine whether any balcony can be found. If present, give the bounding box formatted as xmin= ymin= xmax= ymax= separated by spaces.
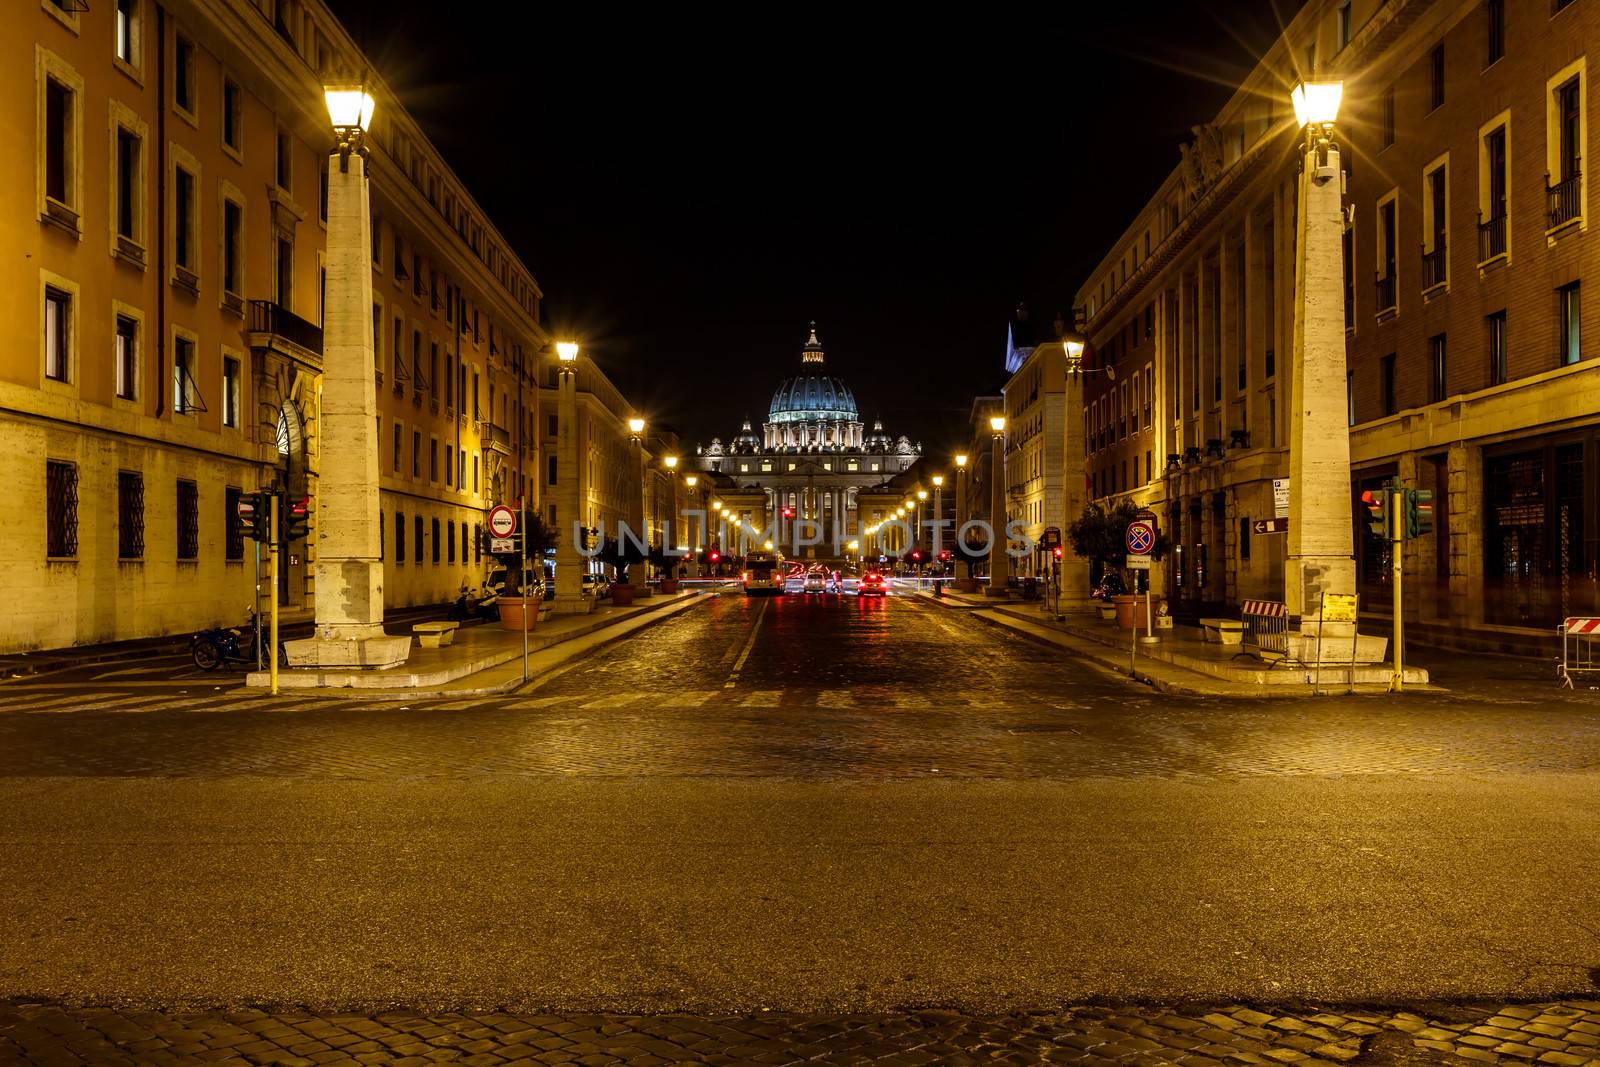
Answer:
xmin=1548 ymin=166 xmax=1582 ymax=230
xmin=1421 ymin=240 xmax=1447 ymax=291
xmin=1478 ymin=212 xmax=1507 ymax=262
xmin=483 ymin=422 xmax=512 ymax=455
xmin=1375 ymin=272 xmax=1397 ymax=315
xmin=246 ymin=300 xmax=323 ymax=371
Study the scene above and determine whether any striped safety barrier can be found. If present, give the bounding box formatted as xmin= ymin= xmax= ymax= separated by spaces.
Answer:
xmin=1237 ymin=599 xmax=1294 ymax=667
xmin=1559 ymin=617 xmax=1600 ymax=689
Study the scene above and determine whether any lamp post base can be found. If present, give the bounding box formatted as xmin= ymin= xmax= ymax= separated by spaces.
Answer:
xmin=283 ymin=633 xmax=412 ymax=670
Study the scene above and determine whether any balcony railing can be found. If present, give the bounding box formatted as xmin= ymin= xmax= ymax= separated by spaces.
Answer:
xmin=247 ymin=300 xmax=323 ymax=361
xmin=1422 ymin=240 xmax=1447 ymax=290
xmin=1548 ymin=165 xmax=1582 ymax=229
xmin=483 ymin=422 xmax=512 ymax=455
xmin=1375 ymin=272 xmax=1397 ymax=313
xmin=1478 ymin=212 xmax=1507 ymax=261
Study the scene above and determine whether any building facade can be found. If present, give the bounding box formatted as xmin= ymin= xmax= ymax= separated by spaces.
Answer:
xmin=695 ymin=325 xmax=920 ymax=557
xmin=1076 ymin=0 xmax=1599 ymax=648
xmin=6 ymin=0 xmax=546 ymax=652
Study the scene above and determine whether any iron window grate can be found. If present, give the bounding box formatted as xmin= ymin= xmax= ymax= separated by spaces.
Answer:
xmin=47 ymin=460 xmax=78 ymax=558
xmin=177 ymin=479 xmax=199 ymax=560
xmin=118 ymin=471 xmax=145 ymax=559
xmin=225 ymin=486 xmax=244 ymax=560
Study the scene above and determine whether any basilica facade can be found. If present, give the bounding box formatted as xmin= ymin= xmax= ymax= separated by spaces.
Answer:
xmin=695 ymin=325 xmax=920 ymax=552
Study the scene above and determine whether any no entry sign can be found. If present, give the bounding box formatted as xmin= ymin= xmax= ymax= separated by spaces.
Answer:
xmin=487 ymin=505 xmax=518 ymax=539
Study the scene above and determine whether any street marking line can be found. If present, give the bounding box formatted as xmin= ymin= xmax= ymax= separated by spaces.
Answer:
xmin=3 ymin=695 xmax=106 ymax=713
xmin=817 ymin=690 xmax=854 ymax=709
xmin=500 ymin=695 xmax=572 ymax=710
xmin=724 ymin=597 xmax=768 ymax=688
xmin=739 ymin=690 xmax=783 ymax=708
xmin=580 ymin=693 xmax=644 ymax=710
xmin=663 ymin=691 xmax=714 ymax=708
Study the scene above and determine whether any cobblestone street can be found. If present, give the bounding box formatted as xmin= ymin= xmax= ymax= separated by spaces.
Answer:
xmin=2 ymin=593 xmax=1599 ymax=1064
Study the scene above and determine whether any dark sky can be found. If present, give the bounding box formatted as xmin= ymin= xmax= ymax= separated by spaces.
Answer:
xmin=327 ymin=0 xmax=1305 ymax=456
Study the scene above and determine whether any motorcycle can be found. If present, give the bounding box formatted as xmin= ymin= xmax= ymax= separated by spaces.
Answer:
xmin=449 ymin=583 xmax=500 ymax=622
xmin=191 ymin=610 xmax=284 ymax=672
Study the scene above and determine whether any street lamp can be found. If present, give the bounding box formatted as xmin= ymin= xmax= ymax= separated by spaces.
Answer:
xmin=628 ymin=417 xmax=645 ymax=436
xmin=1284 ymin=79 xmax=1357 ymax=643
xmin=988 ymin=414 xmax=1009 ymax=597
xmin=324 ymin=84 xmax=374 ymax=171
xmin=931 ymin=475 xmax=945 ymax=559
xmin=549 ymin=340 xmax=589 ymax=614
xmin=556 ymin=341 xmax=579 ymax=363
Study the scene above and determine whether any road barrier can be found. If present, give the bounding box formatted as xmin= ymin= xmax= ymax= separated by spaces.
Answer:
xmin=1559 ymin=617 xmax=1600 ymax=689
xmin=1236 ymin=600 xmax=1295 ymax=667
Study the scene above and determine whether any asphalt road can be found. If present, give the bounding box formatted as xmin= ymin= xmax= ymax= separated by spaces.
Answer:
xmin=1 ymin=590 xmax=1598 ymax=1017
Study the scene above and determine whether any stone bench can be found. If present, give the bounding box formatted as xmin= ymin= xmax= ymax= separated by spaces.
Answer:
xmin=413 ymin=621 xmax=459 ymax=649
xmin=1200 ymin=618 xmax=1244 ymax=645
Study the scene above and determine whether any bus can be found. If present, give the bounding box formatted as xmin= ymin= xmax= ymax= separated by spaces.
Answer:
xmin=741 ymin=550 xmax=785 ymax=596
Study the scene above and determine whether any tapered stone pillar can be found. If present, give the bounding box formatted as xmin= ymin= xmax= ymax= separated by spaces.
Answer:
xmin=285 ymin=151 xmax=409 ymax=669
xmin=987 ymin=430 xmax=1010 ymax=596
xmin=1060 ymin=370 xmax=1092 ymax=610
xmin=1286 ymin=137 xmax=1356 ymax=627
xmin=552 ymin=362 xmax=592 ymax=614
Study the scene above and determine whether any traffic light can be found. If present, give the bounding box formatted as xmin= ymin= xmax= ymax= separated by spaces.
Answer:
xmin=284 ymin=495 xmax=310 ymax=541
xmin=1404 ymin=489 xmax=1434 ymax=540
xmin=1360 ymin=489 xmax=1388 ymax=539
xmin=781 ymin=506 xmax=794 ymax=519
xmin=237 ymin=491 xmax=270 ymax=543
xmin=708 ymin=550 xmax=721 ymax=563
xmin=938 ymin=550 xmax=951 ymax=561
xmin=908 ymin=549 xmax=923 ymax=564
xmin=1052 ymin=545 xmax=1064 ymax=560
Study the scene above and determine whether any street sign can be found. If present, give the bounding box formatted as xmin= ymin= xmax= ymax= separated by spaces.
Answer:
xmin=1041 ymin=526 xmax=1061 ymax=548
xmin=1322 ymin=592 xmax=1358 ymax=623
xmin=487 ymin=505 xmax=518 ymax=538
xmin=1253 ymin=517 xmax=1289 ymax=535
xmin=1135 ymin=508 xmax=1158 ymax=524
xmin=1126 ymin=520 xmax=1155 ymax=555
xmin=490 ymin=537 xmax=517 ymax=554
xmin=1272 ymin=478 xmax=1290 ymax=520
xmin=1126 ymin=554 xmax=1152 ymax=571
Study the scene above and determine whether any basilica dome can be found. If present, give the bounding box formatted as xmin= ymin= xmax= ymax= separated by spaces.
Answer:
xmin=767 ymin=323 xmax=858 ymax=424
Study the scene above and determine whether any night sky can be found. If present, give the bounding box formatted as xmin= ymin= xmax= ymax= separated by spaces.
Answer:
xmin=326 ymin=0 xmax=1305 ymax=457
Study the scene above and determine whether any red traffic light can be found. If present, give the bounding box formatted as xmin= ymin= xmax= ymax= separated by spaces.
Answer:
xmin=1052 ymin=546 xmax=1063 ymax=559
xmin=781 ymin=506 xmax=794 ymax=518
xmin=708 ymin=550 xmax=721 ymax=563
xmin=938 ymin=550 xmax=951 ymax=560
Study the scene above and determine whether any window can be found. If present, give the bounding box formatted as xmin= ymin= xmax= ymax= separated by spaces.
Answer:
xmin=1559 ymin=282 xmax=1581 ymax=365
xmin=174 ymin=164 xmax=196 ymax=273
xmin=223 ymin=199 xmax=243 ymax=296
xmin=475 ymin=523 xmax=482 ymax=563
xmin=430 ymin=438 xmax=438 ymax=482
xmin=473 ymin=454 xmax=479 ymax=493
xmin=1376 ymin=194 xmax=1398 ymax=310
xmin=225 ymin=486 xmax=243 ymax=561
xmin=412 ymin=430 xmax=421 ymax=478
xmin=45 ymin=286 xmax=71 ymax=383
xmin=118 ymin=470 xmax=144 ymax=559
xmin=1428 ymin=44 xmax=1445 ymax=112
xmin=1480 ymin=123 xmax=1508 ymax=261
xmin=1429 ymin=334 xmax=1448 ymax=403
xmin=46 ymin=460 xmax=78 ymax=558
xmin=275 ymin=235 xmax=292 ymax=306
xmin=173 ymin=335 xmax=197 ymax=413
xmin=1486 ymin=0 xmax=1504 ymax=65
xmin=1382 ymin=354 xmax=1397 ymax=415
xmin=176 ymin=479 xmax=198 ymax=560
xmin=174 ymin=33 xmax=195 ymax=115
xmin=1337 ymin=1 xmax=1351 ymax=50
xmin=445 ymin=445 xmax=453 ymax=487
xmin=1347 ymin=370 xmax=1356 ymax=426
xmin=431 ymin=518 xmax=441 ymax=564
xmin=222 ymin=355 xmax=240 ymax=427
xmin=1423 ymin=161 xmax=1448 ymax=289
xmin=1381 ymin=86 xmax=1395 ymax=148
xmin=393 ymin=423 xmax=402 ymax=472
xmin=115 ymin=127 xmax=140 ymax=241
xmin=115 ymin=0 xmax=140 ymax=68
xmin=1143 ymin=366 xmax=1153 ymax=428
xmin=1549 ymin=74 xmax=1583 ymax=229
xmin=223 ymin=78 xmax=242 ymax=151
xmin=115 ymin=314 xmax=137 ymax=399
xmin=447 ymin=521 xmax=455 ymax=564
xmin=44 ymin=76 xmax=76 ymax=212
xmin=414 ymin=515 xmax=423 ymax=565
xmin=275 ymin=128 xmax=292 ymax=191
xmin=396 ymin=511 xmax=406 ymax=561
xmin=1487 ymin=311 xmax=1508 ymax=386
xmin=548 ymin=455 xmax=558 ymax=485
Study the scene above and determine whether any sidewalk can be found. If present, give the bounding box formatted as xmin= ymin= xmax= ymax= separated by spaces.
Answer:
xmin=244 ymin=590 xmax=711 ymax=697
xmin=917 ymin=585 xmax=1434 ymax=696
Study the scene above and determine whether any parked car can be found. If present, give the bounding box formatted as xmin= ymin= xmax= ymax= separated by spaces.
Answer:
xmin=858 ymin=571 xmax=887 ymax=596
xmin=581 ymin=573 xmax=610 ymax=599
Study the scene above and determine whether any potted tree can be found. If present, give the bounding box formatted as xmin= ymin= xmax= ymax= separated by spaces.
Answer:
xmin=652 ymin=546 xmax=680 ymax=594
xmin=1067 ymin=502 xmax=1168 ymax=629
xmin=497 ymin=511 xmax=556 ymax=632
xmin=597 ymin=535 xmax=649 ymax=606
xmin=954 ymin=533 xmax=986 ymax=594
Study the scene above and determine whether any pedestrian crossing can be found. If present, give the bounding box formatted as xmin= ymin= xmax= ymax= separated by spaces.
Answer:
xmin=0 ymin=686 xmax=1025 ymax=715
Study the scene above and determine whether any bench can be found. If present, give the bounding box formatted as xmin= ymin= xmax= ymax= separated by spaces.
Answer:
xmin=413 ymin=620 xmax=459 ymax=649
xmin=1200 ymin=618 xmax=1245 ymax=645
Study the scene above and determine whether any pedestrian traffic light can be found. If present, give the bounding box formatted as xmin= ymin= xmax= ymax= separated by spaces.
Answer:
xmin=237 ymin=491 xmax=271 ymax=543
xmin=1404 ymin=488 xmax=1434 ymax=540
xmin=1360 ymin=489 xmax=1388 ymax=539
xmin=284 ymin=495 xmax=310 ymax=541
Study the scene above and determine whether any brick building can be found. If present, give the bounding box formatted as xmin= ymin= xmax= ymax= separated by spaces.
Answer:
xmin=1077 ymin=0 xmax=1599 ymax=649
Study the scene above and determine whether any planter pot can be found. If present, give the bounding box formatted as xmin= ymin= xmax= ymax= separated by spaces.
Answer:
xmin=611 ymin=583 xmax=636 ymax=606
xmin=1096 ymin=603 xmax=1118 ymax=621
xmin=659 ymin=578 xmax=679 ymax=594
xmin=1113 ymin=595 xmax=1158 ymax=631
xmin=498 ymin=596 xmax=540 ymax=631
xmin=956 ymin=577 xmax=978 ymax=593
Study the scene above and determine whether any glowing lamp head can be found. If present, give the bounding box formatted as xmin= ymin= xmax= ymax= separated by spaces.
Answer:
xmin=663 ymin=455 xmax=678 ymax=470
xmin=324 ymin=86 xmax=375 ymax=134
xmin=932 ymin=475 xmax=944 ymax=487
xmin=685 ymin=475 xmax=697 ymax=488
xmin=848 ymin=541 xmax=859 ymax=551
xmin=896 ymin=508 xmax=905 ymax=517
xmin=763 ymin=540 xmax=774 ymax=551
xmin=917 ymin=490 xmax=928 ymax=501
xmin=1291 ymin=81 xmax=1343 ymax=128
xmin=628 ymin=417 xmax=645 ymax=435
xmin=989 ymin=415 xmax=1007 ymax=434
xmin=1062 ymin=327 xmax=1087 ymax=368
xmin=955 ymin=454 xmax=968 ymax=468
xmin=555 ymin=341 xmax=579 ymax=362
